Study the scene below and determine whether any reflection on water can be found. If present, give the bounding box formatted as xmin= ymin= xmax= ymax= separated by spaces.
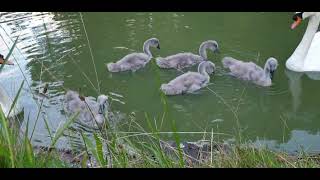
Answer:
xmin=285 ymin=69 xmax=303 ymax=112
xmin=0 ymin=12 xmax=320 ymax=153
xmin=305 ymin=71 xmax=320 ymax=80
xmin=255 ymin=130 xmax=320 ymax=154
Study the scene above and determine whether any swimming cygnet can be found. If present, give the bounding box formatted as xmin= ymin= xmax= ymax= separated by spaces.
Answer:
xmin=222 ymin=56 xmax=278 ymax=87
xmin=64 ymin=90 xmax=109 ymax=128
xmin=106 ymin=38 xmax=160 ymax=72
xmin=160 ymin=61 xmax=215 ymax=95
xmin=156 ymin=40 xmax=219 ymax=70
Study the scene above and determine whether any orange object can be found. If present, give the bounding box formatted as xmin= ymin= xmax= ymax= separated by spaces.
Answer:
xmin=0 ymin=57 xmax=14 ymax=65
xmin=291 ymin=16 xmax=302 ymax=29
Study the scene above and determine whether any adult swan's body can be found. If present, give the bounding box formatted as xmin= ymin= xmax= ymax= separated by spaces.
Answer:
xmin=0 ymin=54 xmax=18 ymax=117
xmin=286 ymin=12 xmax=320 ymax=73
xmin=0 ymin=85 xmax=12 ymax=117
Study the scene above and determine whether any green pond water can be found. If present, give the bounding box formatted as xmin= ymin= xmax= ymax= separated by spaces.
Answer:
xmin=1 ymin=12 xmax=320 ymax=153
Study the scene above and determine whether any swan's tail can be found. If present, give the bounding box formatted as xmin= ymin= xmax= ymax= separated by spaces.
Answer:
xmin=160 ymin=84 xmax=180 ymax=95
xmin=106 ymin=62 xmax=120 ymax=72
xmin=155 ymin=57 xmax=170 ymax=68
xmin=160 ymin=84 xmax=172 ymax=95
xmin=222 ymin=57 xmax=237 ymax=68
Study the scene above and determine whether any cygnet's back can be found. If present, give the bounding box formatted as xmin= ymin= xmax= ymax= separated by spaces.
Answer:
xmin=156 ymin=40 xmax=219 ymax=70
xmin=107 ymin=38 xmax=160 ymax=72
xmin=156 ymin=53 xmax=203 ymax=69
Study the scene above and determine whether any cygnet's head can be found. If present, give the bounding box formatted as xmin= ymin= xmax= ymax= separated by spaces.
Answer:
xmin=206 ymin=61 xmax=216 ymax=75
xmin=198 ymin=61 xmax=216 ymax=75
xmin=202 ymin=40 xmax=220 ymax=53
xmin=209 ymin=40 xmax=219 ymax=53
xmin=97 ymin=95 xmax=109 ymax=114
xmin=265 ymin=57 xmax=278 ymax=79
xmin=146 ymin=38 xmax=160 ymax=49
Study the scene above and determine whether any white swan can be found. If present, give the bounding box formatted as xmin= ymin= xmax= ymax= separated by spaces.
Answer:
xmin=106 ymin=38 xmax=160 ymax=72
xmin=160 ymin=61 xmax=215 ymax=95
xmin=0 ymin=54 xmax=17 ymax=117
xmin=0 ymin=85 xmax=13 ymax=117
xmin=286 ymin=12 xmax=320 ymax=72
xmin=0 ymin=85 xmax=22 ymax=118
xmin=64 ymin=90 xmax=109 ymax=128
xmin=156 ymin=40 xmax=219 ymax=69
xmin=222 ymin=56 xmax=278 ymax=87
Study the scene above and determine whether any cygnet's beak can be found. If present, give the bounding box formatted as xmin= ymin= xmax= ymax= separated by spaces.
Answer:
xmin=157 ymin=44 xmax=160 ymax=49
xmin=270 ymin=70 xmax=275 ymax=80
xmin=214 ymin=48 xmax=220 ymax=54
xmin=98 ymin=104 xmax=104 ymax=114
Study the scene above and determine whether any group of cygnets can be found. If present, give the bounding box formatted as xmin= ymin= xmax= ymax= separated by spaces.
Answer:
xmin=65 ymin=37 xmax=278 ymax=128
xmin=1 ymin=37 xmax=279 ymax=128
xmin=107 ymin=37 xmax=279 ymax=95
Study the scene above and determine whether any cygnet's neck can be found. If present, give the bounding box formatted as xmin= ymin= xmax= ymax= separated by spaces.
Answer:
xmin=198 ymin=62 xmax=210 ymax=81
xmin=199 ymin=42 xmax=209 ymax=59
xmin=264 ymin=63 xmax=272 ymax=78
xmin=143 ymin=40 xmax=153 ymax=58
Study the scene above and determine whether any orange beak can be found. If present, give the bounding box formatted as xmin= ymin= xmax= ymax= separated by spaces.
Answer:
xmin=0 ymin=58 xmax=14 ymax=65
xmin=291 ymin=16 xmax=302 ymax=29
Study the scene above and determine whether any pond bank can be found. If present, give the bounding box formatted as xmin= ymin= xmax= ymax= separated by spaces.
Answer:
xmin=33 ymin=140 xmax=320 ymax=168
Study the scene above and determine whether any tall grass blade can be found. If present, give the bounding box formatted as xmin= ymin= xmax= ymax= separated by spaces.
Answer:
xmin=171 ymin=119 xmax=185 ymax=167
xmin=43 ymin=117 xmax=53 ymax=141
xmin=23 ymin=117 xmax=34 ymax=167
xmin=94 ymin=133 xmax=106 ymax=167
xmin=51 ymin=111 xmax=79 ymax=147
xmin=79 ymin=12 xmax=100 ymax=94
xmin=81 ymin=132 xmax=102 ymax=167
xmin=0 ymin=106 xmax=15 ymax=167
xmin=6 ymin=80 xmax=24 ymax=119
xmin=24 ymin=136 xmax=34 ymax=167
xmin=81 ymin=152 xmax=89 ymax=168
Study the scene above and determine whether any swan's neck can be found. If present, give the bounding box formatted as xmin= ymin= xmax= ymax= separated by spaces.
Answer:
xmin=199 ymin=43 xmax=208 ymax=59
xmin=0 ymin=90 xmax=10 ymax=115
xmin=198 ymin=64 xmax=210 ymax=81
xmin=287 ymin=15 xmax=320 ymax=71
xmin=143 ymin=41 xmax=152 ymax=58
